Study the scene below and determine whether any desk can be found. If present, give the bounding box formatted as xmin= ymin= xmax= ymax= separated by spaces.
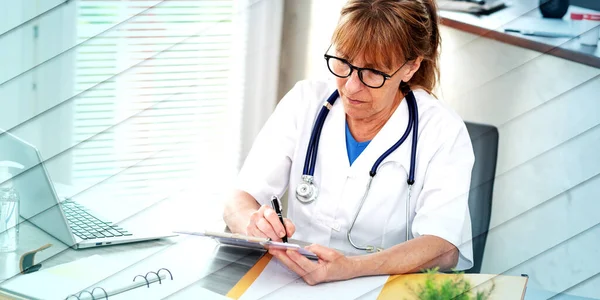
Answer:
xmin=0 ymin=181 xmax=567 ymax=299
xmin=439 ymin=0 xmax=600 ymax=68
xmin=0 ymin=187 xmax=590 ymax=300
xmin=4 ymin=220 xmax=586 ymax=299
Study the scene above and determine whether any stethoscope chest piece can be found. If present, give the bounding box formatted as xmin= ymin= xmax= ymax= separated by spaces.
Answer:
xmin=296 ymin=175 xmax=318 ymax=203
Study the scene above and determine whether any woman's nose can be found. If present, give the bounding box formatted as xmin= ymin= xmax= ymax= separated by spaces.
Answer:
xmin=345 ymin=70 xmax=364 ymax=93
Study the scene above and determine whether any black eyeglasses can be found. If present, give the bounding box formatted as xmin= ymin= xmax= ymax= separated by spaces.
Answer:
xmin=324 ymin=52 xmax=407 ymax=89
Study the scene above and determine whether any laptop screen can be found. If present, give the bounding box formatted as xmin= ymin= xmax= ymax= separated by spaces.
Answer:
xmin=0 ymin=131 xmax=75 ymax=246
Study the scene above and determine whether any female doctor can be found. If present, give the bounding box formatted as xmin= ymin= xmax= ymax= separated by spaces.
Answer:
xmin=223 ymin=0 xmax=475 ymax=285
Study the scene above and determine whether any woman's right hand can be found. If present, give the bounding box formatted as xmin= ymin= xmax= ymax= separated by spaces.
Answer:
xmin=246 ymin=204 xmax=296 ymax=242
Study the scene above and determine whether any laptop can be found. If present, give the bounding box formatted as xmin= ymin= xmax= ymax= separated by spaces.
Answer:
xmin=0 ymin=130 xmax=176 ymax=249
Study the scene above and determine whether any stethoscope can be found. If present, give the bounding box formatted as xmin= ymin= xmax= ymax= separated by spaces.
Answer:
xmin=295 ymin=89 xmax=418 ymax=252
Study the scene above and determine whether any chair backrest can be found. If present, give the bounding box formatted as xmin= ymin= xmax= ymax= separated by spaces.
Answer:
xmin=463 ymin=122 xmax=499 ymax=274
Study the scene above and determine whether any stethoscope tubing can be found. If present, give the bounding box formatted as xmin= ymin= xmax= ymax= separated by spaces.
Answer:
xmin=370 ymin=91 xmax=417 ymax=177
xmin=303 ymin=90 xmax=339 ymax=175
xmin=408 ymin=91 xmax=418 ymax=185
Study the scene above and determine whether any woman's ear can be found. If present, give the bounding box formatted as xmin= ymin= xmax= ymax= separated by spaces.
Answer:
xmin=400 ymin=56 xmax=424 ymax=82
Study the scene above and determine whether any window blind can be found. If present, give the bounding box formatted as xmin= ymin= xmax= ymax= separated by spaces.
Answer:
xmin=73 ymin=0 xmax=243 ymax=203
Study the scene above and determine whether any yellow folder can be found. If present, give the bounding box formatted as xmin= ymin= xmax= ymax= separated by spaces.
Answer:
xmin=379 ymin=273 xmax=528 ymax=299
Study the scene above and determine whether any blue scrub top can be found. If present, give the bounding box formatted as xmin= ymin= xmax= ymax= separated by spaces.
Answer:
xmin=345 ymin=121 xmax=371 ymax=166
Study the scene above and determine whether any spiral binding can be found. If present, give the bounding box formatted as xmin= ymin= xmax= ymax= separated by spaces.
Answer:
xmin=133 ymin=268 xmax=173 ymax=287
xmin=65 ymin=268 xmax=173 ymax=300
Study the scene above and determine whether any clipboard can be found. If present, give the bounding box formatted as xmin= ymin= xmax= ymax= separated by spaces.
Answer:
xmin=174 ymin=230 xmax=318 ymax=260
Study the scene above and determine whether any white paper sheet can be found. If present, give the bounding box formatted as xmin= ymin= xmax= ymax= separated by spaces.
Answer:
xmin=239 ymin=258 xmax=389 ymax=300
xmin=0 ymin=255 xmax=119 ymax=300
xmin=115 ymin=282 xmax=232 ymax=300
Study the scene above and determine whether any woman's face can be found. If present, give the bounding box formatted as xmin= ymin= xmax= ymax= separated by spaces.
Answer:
xmin=334 ymin=53 xmax=419 ymax=122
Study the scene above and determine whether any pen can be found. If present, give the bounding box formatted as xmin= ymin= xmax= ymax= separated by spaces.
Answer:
xmin=455 ymin=0 xmax=486 ymax=5
xmin=504 ymin=28 xmax=575 ymax=38
xmin=270 ymin=195 xmax=288 ymax=243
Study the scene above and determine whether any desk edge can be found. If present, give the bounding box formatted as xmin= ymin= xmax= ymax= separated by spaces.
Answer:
xmin=440 ymin=16 xmax=600 ymax=69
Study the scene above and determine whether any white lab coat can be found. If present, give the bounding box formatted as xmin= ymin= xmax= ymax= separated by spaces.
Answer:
xmin=237 ymin=80 xmax=475 ymax=270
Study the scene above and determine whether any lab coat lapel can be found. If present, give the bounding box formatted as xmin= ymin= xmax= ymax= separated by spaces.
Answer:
xmin=323 ymin=96 xmax=349 ymax=173
xmin=313 ymin=95 xmax=349 ymax=219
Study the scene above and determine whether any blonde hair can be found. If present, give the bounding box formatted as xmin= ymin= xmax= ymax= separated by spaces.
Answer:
xmin=331 ymin=0 xmax=441 ymax=94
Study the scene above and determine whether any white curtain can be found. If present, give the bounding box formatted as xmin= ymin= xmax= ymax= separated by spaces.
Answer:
xmin=239 ymin=0 xmax=284 ymax=166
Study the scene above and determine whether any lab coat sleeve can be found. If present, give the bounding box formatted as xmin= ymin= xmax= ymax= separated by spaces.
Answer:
xmin=236 ymin=82 xmax=305 ymax=205
xmin=411 ymin=121 xmax=475 ymax=271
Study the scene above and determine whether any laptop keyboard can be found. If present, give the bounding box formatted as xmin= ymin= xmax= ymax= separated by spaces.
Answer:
xmin=61 ymin=200 xmax=132 ymax=240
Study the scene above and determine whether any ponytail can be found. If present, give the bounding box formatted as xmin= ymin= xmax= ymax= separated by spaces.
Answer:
xmin=423 ymin=0 xmax=441 ymax=56
xmin=408 ymin=0 xmax=442 ymax=95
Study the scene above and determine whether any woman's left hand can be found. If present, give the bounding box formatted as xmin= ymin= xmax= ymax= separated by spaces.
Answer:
xmin=268 ymin=244 xmax=355 ymax=285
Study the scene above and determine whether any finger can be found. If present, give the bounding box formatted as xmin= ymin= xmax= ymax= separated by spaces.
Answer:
xmin=247 ymin=206 xmax=268 ymax=235
xmin=250 ymin=205 xmax=274 ymax=236
xmin=286 ymin=250 xmax=322 ymax=286
xmin=246 ymin=225 xmax=268 ymax=238
xmin=306 ymin=244 xmax=339 ymax=261
xmin=247 ymin=214 xmax=258 ymax=234
xmin=283 ymin=218 xmax=296 ymax=237
xmin=249 ymin=209 xmax=260 ymax=224
xmin=245 ymin=221 xmax=268 ymax=238
xmin=268 ymin=248 xmax=286 ymax=257
xmin=256 ymin=218 xmax=279 ymax=241
xmin=257 ymin=204 xmax=269 ymax=216
xmin=263 ymin=208 xmax=287 ymax=239
xmin=286 ymin=249 xmax=320 ymax=274
xmin=272 ymin=249 xmax=309 ymax=278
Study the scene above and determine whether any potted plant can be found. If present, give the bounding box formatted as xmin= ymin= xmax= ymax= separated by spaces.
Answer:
xmin=414 ymin=268 xmax=495 ymax=300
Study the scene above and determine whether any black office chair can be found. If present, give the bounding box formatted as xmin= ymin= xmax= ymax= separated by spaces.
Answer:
xmin=463 ymin=122 xmax=499 ymax=274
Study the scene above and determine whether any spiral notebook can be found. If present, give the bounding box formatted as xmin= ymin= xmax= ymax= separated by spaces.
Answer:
xmin=64 ymin=268 xmax=174 ymax=300
xmin=61 ymin=267 xmax=229 ymax=300
xmin=0 ymin=256 xmax=177 ymax=300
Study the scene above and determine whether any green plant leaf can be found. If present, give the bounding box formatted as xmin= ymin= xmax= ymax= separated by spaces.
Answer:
xmin=414 ymin=268 xmax=495 ymax=300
